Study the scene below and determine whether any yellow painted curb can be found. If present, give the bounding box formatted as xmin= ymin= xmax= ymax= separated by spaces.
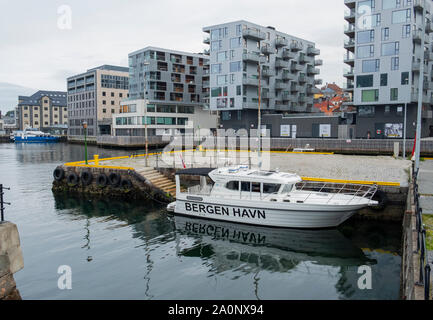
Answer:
xmin=301 ymin=177 xmax=400 ymax=187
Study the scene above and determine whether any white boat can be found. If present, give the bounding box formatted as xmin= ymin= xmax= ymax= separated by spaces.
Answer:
xmin=167 ymin=166 xmax=379 ymax=229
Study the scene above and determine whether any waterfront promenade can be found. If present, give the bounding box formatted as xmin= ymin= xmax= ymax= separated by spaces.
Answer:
xmin=418 ymin=160 xmax=433 ymax=263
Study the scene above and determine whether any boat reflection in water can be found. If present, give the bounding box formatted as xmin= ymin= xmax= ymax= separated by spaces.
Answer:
xmin=172 ymin=215 xmax=376 ymax=273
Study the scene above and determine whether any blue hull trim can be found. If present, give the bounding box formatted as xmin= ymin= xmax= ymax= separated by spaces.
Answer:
xmin=14 ymin=136 xmax=60 ymax=143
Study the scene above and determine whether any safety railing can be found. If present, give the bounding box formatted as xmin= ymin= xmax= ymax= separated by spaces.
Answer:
xmin=0 ymin=184 xmax=11 ymax=223
xmin=296 ymin=181 xmax=378 ymax=205
xmin=413 ymin=166 xmax=432 ymax=300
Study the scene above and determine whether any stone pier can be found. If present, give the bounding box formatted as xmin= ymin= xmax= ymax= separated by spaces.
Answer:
xmin=0 ymin=222 xmax=24 ymax=300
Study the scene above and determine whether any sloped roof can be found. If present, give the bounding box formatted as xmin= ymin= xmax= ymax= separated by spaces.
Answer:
xmin=18 ymin=90 xmax=67 ymax=107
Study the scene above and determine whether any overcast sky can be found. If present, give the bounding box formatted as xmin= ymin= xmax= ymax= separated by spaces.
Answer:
xmin=0 ymin=0 xmax=346 ymax=113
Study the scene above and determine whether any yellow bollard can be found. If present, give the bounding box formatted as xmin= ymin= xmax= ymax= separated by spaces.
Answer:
xmin=94 ymin=154 xmax=99 ymax=166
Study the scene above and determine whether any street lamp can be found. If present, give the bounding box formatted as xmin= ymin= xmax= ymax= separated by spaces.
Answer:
xmin=257 ymin=53 xmax=265 ymax=169
xmin=82 ymin=121 xmax=88 ymax=165
xmin=142 ymin=61 xmax=150 ymax=167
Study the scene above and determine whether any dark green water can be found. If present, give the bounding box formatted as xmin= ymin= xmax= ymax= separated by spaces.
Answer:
xmin=0 ymin=143 xmax=402 ymax=300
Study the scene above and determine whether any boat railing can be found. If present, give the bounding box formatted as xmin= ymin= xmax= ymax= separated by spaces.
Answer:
xmin=296 ymin=181 xmax=378 ymax=205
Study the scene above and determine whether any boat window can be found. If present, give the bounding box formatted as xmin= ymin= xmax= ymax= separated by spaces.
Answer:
xmin=252 ymin=182 xmax=261 ymax=193
xmin=263 ymin=184 xmax=281 ymax=194
xmin=282 ymin=184 xmax=293 ymax=193
xmin=241 ymin=182 xmax=250 ymax=192
xmin=226 ymin=181 xmax=239 ymax=191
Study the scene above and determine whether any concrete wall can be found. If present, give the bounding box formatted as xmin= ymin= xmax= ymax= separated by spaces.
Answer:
xmin=0 ymin=222 xmax=23 ymax=300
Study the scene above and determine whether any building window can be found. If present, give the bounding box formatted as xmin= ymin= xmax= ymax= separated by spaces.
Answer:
xmin=230 ymin=61 xmax=242 ymax=73
xmin=357 ymin=45 xmax=374 ymax=58
xmin=381 ymin=73 xmax=388 ymax=86
xmin=382 ymin=27 xmax=389 ymax=41
xmin=236 ymin=85 xmax=242 ymax=96
xmin=103 ymin=100 xmax=106 ymax=105
xmin=211 ymin=87 xmax=222 ymax=97
xmin=102 ymin=92 xmax=106 ymax=96
xmin=111 ymin=101 xmax=115 ymax=105
xmin=382 ymin=42 xmax=399 ymax=56
xmin=362 ymin=59 xmax=380 ymax=72
xmin=362 ymin=89 xmax=379 ymax=102
xmin=391 ymin=57 xmax=400 ymax=70
xmin=390 ymin=88 xmax=398 ymax=101
xmin=385 ymin=105 xmax=391 ymax=115
xmin=357 ymin=30 xmax=375 ymax=44
xmin=360 ymin=14 xmax=381 ymax=28
xmin=356 ymin=75 xmax=374 ymax=88
xmin=358 ymin=0 xmax=375 ymax=11
xmin=217 ymin=75 xmax=227 ymax=86
xmin=230 ymin=37 xmax=241 ymax=49
xmin=358 ymin=105 xmax=376 ymax=117
xmin=401 ymin=72 xmax=409 ymax=85
xmin=392 ymin=9 xmax=411 ymax=24
xmin=221 ymin=111 xmax=231 ymax=120
xmin=211 ymin=64 xmax=222 ymax=74
xmin=103 ymin=108 xmax=106 ymax=113
xmin=119 ymin=93 xmax=123 ymax=98
xmin=383 ymin=0 xmax=399 ymax=9
xmin=211 ymin=40 xmax=222 ymax=51
xmin=402 ymin=24 xmax=411 ymax=38
xmin=217 ymin=51 xmax=227 ymax=62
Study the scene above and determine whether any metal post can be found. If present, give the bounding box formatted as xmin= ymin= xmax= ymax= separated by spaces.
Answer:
xmin=257 ymin=59 xmax=262 ymax=169
xmin=0 ymin=184 xmax=4 ymax=222
xmin=403 ymin=103 xmax=407 ymax=159
xmin=82 ymin=121 xmax=88 ymax=165
xmin=415 ymin=5 xmax=426 ymax=171
xmin=425 ymin=264 xmax=431 ymax=300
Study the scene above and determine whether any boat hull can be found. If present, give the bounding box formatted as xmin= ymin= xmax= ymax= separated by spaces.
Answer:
xmin=172 ymin=197 xmax=367 ymax=229
xmin=14 ymin=136 xmax=59 ymax=143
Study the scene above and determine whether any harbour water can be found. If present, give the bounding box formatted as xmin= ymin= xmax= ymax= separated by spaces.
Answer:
xmin=0 ymin=143 xmax=402 ymax=300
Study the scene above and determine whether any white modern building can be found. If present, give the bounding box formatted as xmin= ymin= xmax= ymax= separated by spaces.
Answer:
xmin=202 ymin=20 xmax=322 ymax=130
xmin=114 ymin=47 xmax=218 ymax=136
xmin=344 ymin=0 xmax=433 ymax=138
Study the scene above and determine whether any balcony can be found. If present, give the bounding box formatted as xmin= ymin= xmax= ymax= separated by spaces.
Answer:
xmin=203 ymin=49 xmax=210 ymax=56
xmin=290 ymin=83 xmax=302 ymax=92
xmin=344 ymin=67 xmax=354 ymax=78
xmin=282 ymin=50 xmax=296 ymax=60
xmin=344 ymin=39 xmax=355 ymax=51
xmin=344 ymin=9 xmax=356 ymax=23
xmin=275 ymin=82 xmax=286 ymax=90
xmin=289 ymin=63 xmax=302 ymax=72
xmin=275 ymin=37 xmax=289 ymax=48
xmin=425 ymin=51 xmax=433 ymax=61
xmin=299 ymin=54 xmax=309 ymax=64
xmin=314 ymin=59 xmax=323 ymax=66
xmin=413 ymin=30 xmax=423 ymax=43
xmin=262 ymin=68 xmax=274 ymax=77
xmin=344 ymin=23 xmax=356 ymax=37
xmin=202 ymin=81 xmax=210 ymax=88
xmin=290 ymin=42 xmax=302 ymax=51
xmin=244 ymin=101 xmax=260 ymax=109
xmin=412 ymin=61 xmax=428 ymax=74
xmin=427 ymin=22 xmax=433 ymax=34
xmin=275 ymin=59 xmax=289 ymax=69
xmin=203 ymin=37 xmax=210 ymax=44
xmin=281 ymin=92 xmax=293 ymax=101
xmin=343 ymin=52 xmax=355 ymax=66
xmin=343 ymin=81 xmax=354 ymax=91
xmin=307 ymin=66 xmax=320 ymax=75
xmin=243 ymin=28 xmax=266 ymax=41
xmin=299 ymin=95 xmax=307 ymax=103
xmin=414 ymin=0 xmax=426 ymax=12
xmin=411 ymin=92 xmax=430 ymax=103
xmin=282 ymin=72 xmax=295 ymax=81
xmin=314 ymin=79 xmax=323 ymax=86
xmin=307 ymin=46 xmax=320 ymax=56
xmin=344 ymin=0 xmax=356 ymax=9
xmin=243 ymin=77 xmax=259 ymax=87
xmin=261 ymin=45 xmax=273 ymax=55
xmin=243 ymin=52 xmax=260 ymax=63
xmin=262 ymin=90 xmax=272 ymax=99
xmin=298 ymin=74 xmax=307 ymax=83
xmin=307 ymin=86 xmax=320 ymax=95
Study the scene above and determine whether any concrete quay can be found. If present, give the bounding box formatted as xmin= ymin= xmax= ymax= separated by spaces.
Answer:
xmin=0 ymin=222 xmax=24 ymax=300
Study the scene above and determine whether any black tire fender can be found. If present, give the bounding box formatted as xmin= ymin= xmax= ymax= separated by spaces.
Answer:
xmin=53 ymin=167 xmax=65 ymax=181
xmin=97 ymin=174 xmax=108 ymax=188
xmin=108 ymin=172 xmax=121 ymax=187
xmin=121 ymin=179 xmax=133 ymax=190
xmin=67 ymin=172 xmax=79 ymax=186
xmin=371 ymin=190 xmax=388 ymax=211
xmin=80 ymin=171 xmax=93 ymax=186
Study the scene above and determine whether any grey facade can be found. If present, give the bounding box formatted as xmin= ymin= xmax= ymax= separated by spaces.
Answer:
xmin=344 ymin=0 xmax=433 ymax=138
xmin=203 ymin=20 xmax=322 ymax=130
xmin=262 ymin=113 xmax=354 ymax=139
xmin=67 ymin=65 xmax=129 ymax=137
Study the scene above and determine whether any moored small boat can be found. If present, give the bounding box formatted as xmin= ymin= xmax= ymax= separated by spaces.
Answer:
xmin=12 ymin=128 xmax=59 ymax=143
xmin=168 ymin=166 xmax=379 ymax=229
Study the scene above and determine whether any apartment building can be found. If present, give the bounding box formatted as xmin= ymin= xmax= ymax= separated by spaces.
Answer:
xmin=17 ymin=90 xmax=67 ymax=130
xmin=67 ymin=65 xmax=129 ymax=138
xmin=202 ymin=20 xmax=322 ymax=130
xmin=344 ymin=0 xmax=433 ymax=138
xmin=117 ymin=47 xmax=217 ymax=135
